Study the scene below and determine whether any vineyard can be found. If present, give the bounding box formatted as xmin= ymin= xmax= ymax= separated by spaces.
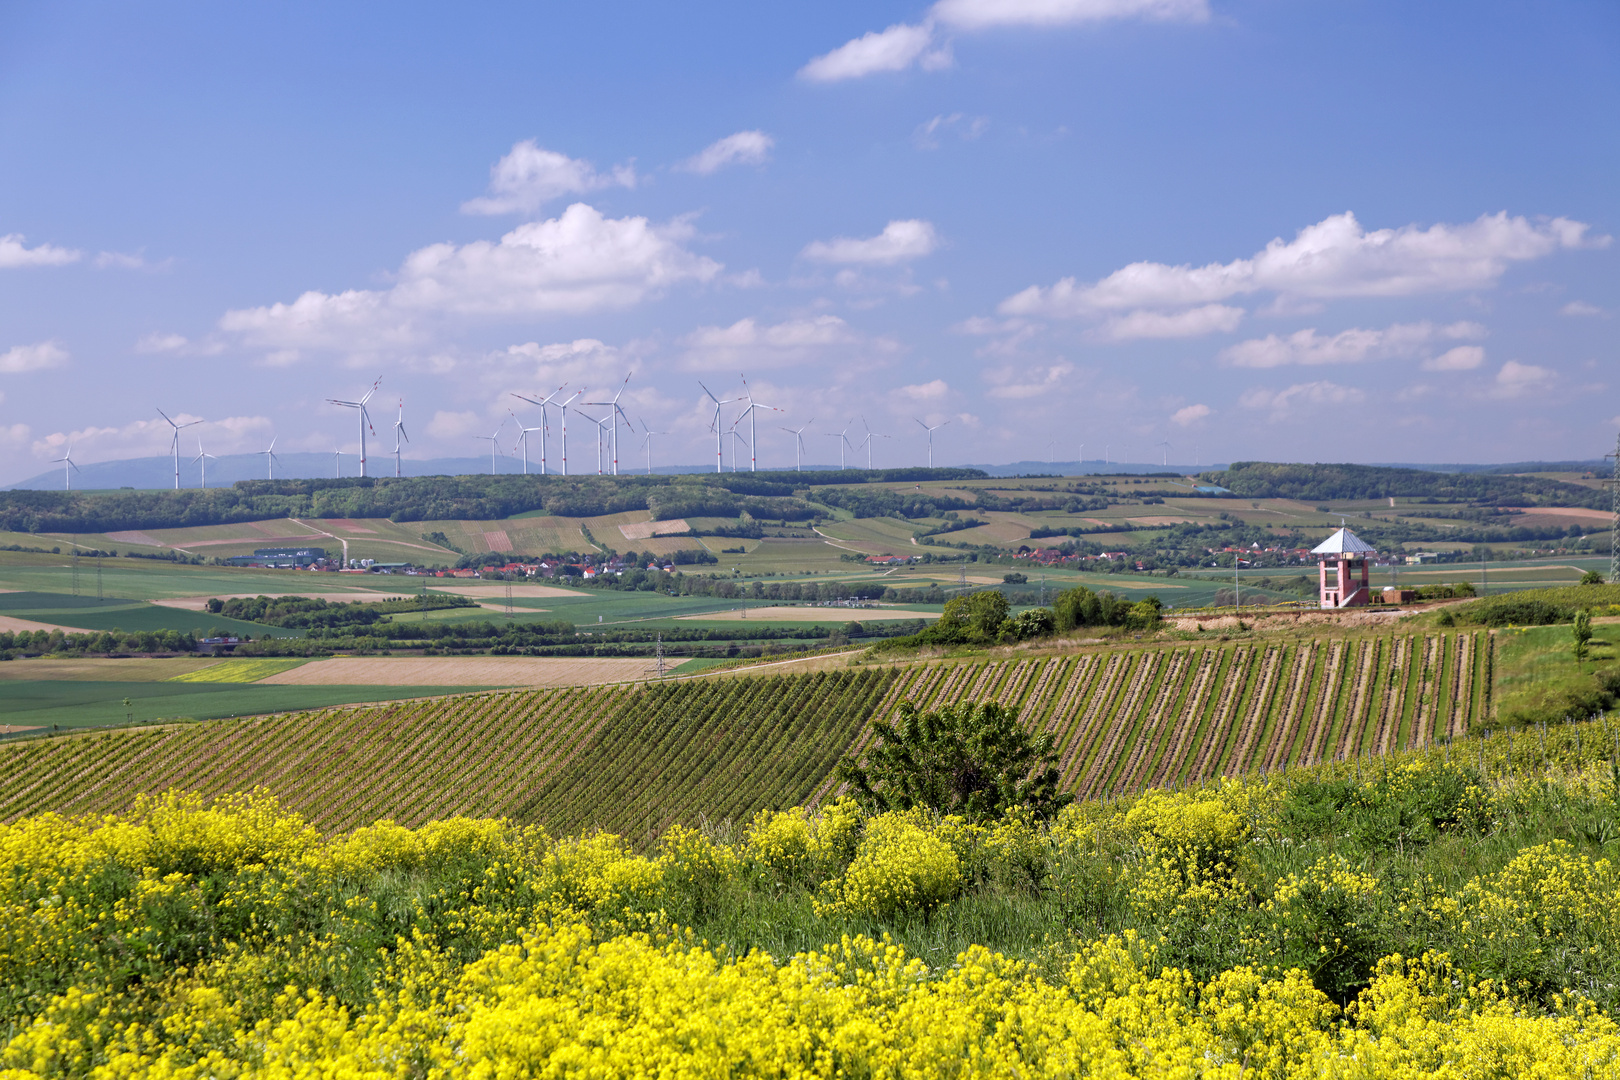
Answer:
xmin=0 ymin=630 xmax=1491 ymax=831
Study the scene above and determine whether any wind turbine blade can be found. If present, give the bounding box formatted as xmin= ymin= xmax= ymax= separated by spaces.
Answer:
xmin=156 ymin=407 xmax=175 ymax=427
xmin=399 ymin=424 xmax=409 ymax=442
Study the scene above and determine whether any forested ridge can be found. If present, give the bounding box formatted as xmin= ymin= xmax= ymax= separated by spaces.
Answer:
xmin=1204 ymin=461 xmax=1607 ymax=508
xmin=0 ymin=468 xmax=986 ymax=533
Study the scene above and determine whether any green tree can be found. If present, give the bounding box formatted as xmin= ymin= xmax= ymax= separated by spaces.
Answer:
xmin=1573 ymin=608 xmax=1593 ymax=665
xmin=940 ymin=590 xmax=1011 ymax=641
xmin=1580 ymin=569 xmax=1606 ymax=586
xmin=835 ymin=700 xmax=1072 ymax=823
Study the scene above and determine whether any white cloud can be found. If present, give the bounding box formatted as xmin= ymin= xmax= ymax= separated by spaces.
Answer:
xmin=1171 ymin=403 xmax=1211 ymax=426
xmin=680 ymin=315 xmax=892 ymax=371
xmin=894 ymin=379 xmax=952 ymax=403
xmin=678 ymin=131 xmax=774 ymax=174
xmin=221 ymin=204 xmax=721 ymax=359
xmin=500 ymin=338 xmax=622 ymax=386
xmin=804 ymin=1 xmax=1205 ymax=81
xmin=135 ymin=333 xmax=190 ymax=354
xmin=1220 ymin=320 xmax=1484 ymax=368
xmin=94 ymin=251 xmax=150 ymax=270
xmin=0 ymin=422 xmax=28 ymax=449
xmin=426 ymin=410 xmax=483 ymax=440
xmin=931 ymin=0 xmax=1210 ymax=29
xmin=461 ymin=141 xmax=637 ymax=216
xmin=0 ymin=233 xmax=81 ymax=268
xmin=1561 ymin=300 xmax=1604 ymax=316
xmin=0 ymin=340 xmax=69 ymax=374
xmin=802 ymin=220 xmax=940 ymax=265
xmin=914 ymin=113 xmax=988 ymax=149
xmin=1239 ymin=380 xmax=1365 ymax=419
xmin=1100 ymin=304 xmax=1243 ymax=341
xmin=1492 ymin=359 xmax=1555 ymax=398
xmin=29 ymin=414 xmax=270 ymax=462
xmin=1001 ymin=212 xmax=1604 ymax=318
xmin=984 ymin=360 xmax=1073 ymax=399
xmin=799 ymin=22 xmax=948 ymax=82
xmin=1421 ymin=345 xmax=1485 ymax=372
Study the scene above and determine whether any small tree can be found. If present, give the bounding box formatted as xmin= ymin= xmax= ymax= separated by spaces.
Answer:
xmin=1574 ymin=608 xmax=1594 ymax=665
xmin=836 ymin=700 xmax=1072 ymax=823
xmin=1581 ymin=569 xmax=1606 ymax=586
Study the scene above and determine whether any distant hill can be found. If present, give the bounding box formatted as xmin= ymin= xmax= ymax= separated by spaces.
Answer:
xmin=1202 ymin=461 xmax=1609 ymax=509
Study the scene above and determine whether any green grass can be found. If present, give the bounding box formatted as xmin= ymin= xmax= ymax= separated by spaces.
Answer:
xmin=1490 ymin=622 xmax=1620 ymax=726
xmin=0 ymin=681 xmax=503 ymax=732
xmin=0 ymin=593 xmax=290 ymax=637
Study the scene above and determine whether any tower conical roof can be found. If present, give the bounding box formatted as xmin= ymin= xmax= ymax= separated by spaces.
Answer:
xmin=1312 ymin=527 xmax=1377 ymax=555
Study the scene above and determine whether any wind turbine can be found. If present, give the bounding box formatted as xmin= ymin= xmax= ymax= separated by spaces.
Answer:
xmin=914 ymin=418 xmax=951 ymax=468
xmin=511 ymin=385 xmax=567 ymax=474
xmin=510 ymin=410 xmax=543 ymax=475
xmin=259 ymin=437 xmax=281 ymax=480
xmin=583 ymin=373 xmax=632 ymax=476
xmin=700 ymin=381 xmax=738 ymax=474
xmin=1158 ymin=440 xmax=1171 ymax=467
xmin=590 ymin=410 xmax=615 ymax=474
xmin=192 ymin=438 xmax=217 ymax=489
xmin=732 ymin=376 xmax=781 ymax=472
xmin=333 ymin=448 xmax=343 ymax=478
xmin=51 ymin=444 xmax=80 ymax=491
xmin=554 ymin=388 xmax=583 ymax=475
xmin=725 ymin=426 xmax=749 ymax=472
xmin=638 ymin=417 xmax=670 ymax=476
xmin=857 ymin=417 xmax=892 ymax=471
xmin=823 ymin=419 xmax=856 ymax=469
xmin=392 ymin=401 xmax=409 ymax=478
xmin=156 ymin=408 xmax=202 ymax=490
xmin=325 ymin=377 xmax=380 ymax=477
xmin=475 ymin=420 xmax=507 ymax=475
xmin=780 ymin=418 xmax=815 ymax=471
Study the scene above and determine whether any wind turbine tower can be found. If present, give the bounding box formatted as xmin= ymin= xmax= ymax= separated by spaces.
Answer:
xmin=326 ymin=377 xmax=381 ymax=477
xmin=857 ymin=417 xmax=890 ymax=471
xmin=1158 ymin=440 xmax=1171 ymax=467
xmin=914 ymin=418 xmax=950 ymax=468
xmin=475 ymin=421 xmax=507 ymax=476
xmin=259 ymin=437 xmax=281 ymax=480
xmin=510 ymin=410 xmax=543 ymax=475
xmin=733 ymin=376 xmax=780 ymax=472
xmin=392 ymin=401 xmax=409 ymax=477
xmin=584 ymin=373 xmax=633 ymax=475
xmin=823 ymin=419 xmax=856 ymax=469
xmin=638 ymin=418 xmax=671 ymax=476
xmin=781 ymin=418 xmax=814 ymax=471
xmin=192 ymin=438 xmax=217 ymax=489
xmin=52 ymin=444 xmax=79 ymax=491
xmin=699 ymin=382 xmax=737 ymax=474
xmin=156 ymin=408 xmax=202 ymax=491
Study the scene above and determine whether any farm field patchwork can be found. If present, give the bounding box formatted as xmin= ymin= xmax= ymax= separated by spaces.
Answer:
xmin=672 ymin=605 xmax=939 ymax=622
xmin=0 ymin=628 xmax=1494 ymax=829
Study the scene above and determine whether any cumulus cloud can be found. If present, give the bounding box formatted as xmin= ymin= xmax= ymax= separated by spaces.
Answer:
xmin=894 ymin=379 xmax=952 ymax=402
xmin=29 ymin=414 xmax=270 ymax=462
xmin=1171 ymin=403 xmax=1211 ymax=426
xmin=984 ymin=360 xmax=1073 ymax=399
xmin=93 ymin=251 xmax=154 ymax=270
xmin=1492 ymin=359 xmax=1555 ymax=398
xmin=1420 ymin=345 xmax=1485 ymax=372
xmin=680 ymin=315 xmax=893 ymax=371
xmin=799 ymin=22 xmax=948 ymax=82
xmin=500 ymin=338 xmax=623 ymax=387
xmin=1561 ymin=300 xmax=1604 ymax=316
xmin=1239 ymin=380 xmax=1365 ymax=419
xmin=802 ymin=220 xmax=940 ymax=265
xmin=461 ymin=141 xmax=637 ymax=216
xmin=1001 ymin=212 xmax=1604 ymax=319
xmin=678 ymin=131 xmax=774 ymax=174
xmin=426 ymin=410 xmax=484 ymax=440
xmin=803 ymin=1 xmax=1206 ymax=82
xmin=0 ymin=233 xmax=80 ymax=268
xmin=0 ymin=340 xmax=69 ymax=374
xmin=135 ymin=333 xmax=190 ymax=354
xmin=1100 ymin=304 xmax=1243 ymax=341
xmin=1220 ymin=320 xmax=1485 ymax=368
xmin=221 ymin=204 xmax=721 ymax=360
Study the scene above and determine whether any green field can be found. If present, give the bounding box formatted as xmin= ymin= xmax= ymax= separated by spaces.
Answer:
xmin=0 ymin=591 xmax=289 ymax=637
xmin=0 ymin=680 xmax=503 ymax=732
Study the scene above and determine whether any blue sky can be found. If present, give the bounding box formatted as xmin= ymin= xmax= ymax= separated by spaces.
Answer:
xmin=1 ymin=1 xmax=1616 ymax=483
